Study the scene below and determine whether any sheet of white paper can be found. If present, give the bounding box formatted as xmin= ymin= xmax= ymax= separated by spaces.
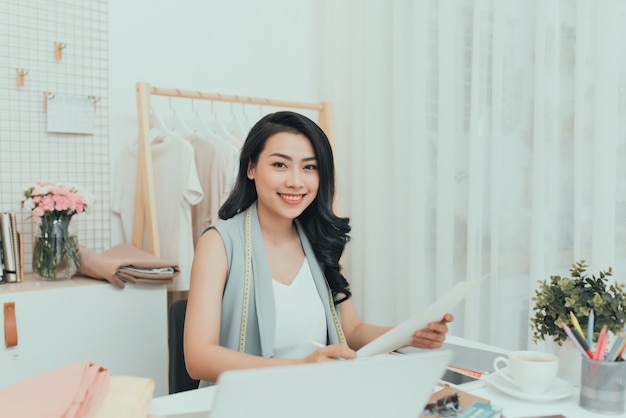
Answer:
xmin=356 ymin=277 xmax=486 ymax=358
xmin=46 ymin=95 xmax=95 ymax=135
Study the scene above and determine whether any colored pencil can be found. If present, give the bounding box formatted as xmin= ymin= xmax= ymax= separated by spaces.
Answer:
xmin=562 ymin=322 xmax=593 ymax=359
xmin=607 ymin=334 xmax=626 ymax=362
xmin=617 ymin=341 xmax=626 ymax=360
xmin=569 ymin=311 xmax=586 ymax=342
xmin=587 ymin=309 xmax=595 ymax=347
xmin=595 ymin=325 xmax=608 ymax=361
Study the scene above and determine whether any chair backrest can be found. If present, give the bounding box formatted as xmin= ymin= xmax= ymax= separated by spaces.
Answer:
xmin=168 ymin=298 xmax=200 ymax=394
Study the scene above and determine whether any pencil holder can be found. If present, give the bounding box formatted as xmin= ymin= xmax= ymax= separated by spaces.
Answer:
xmin=579 ymin=356 xmax=626 ymax=415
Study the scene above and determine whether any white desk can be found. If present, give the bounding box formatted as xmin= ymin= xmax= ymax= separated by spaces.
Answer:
xmin=148 ymin=336 xmax=622 ymax=418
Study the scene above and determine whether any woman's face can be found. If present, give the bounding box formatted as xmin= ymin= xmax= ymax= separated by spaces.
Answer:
xmin=247 ymin=131 xmax=319 ymax=221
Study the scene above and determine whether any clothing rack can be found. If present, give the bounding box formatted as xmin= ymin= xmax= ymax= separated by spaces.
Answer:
xmin=134 ymin=81 xmax=335 ymax=256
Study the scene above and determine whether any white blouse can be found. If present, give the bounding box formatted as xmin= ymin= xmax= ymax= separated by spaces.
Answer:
xmin=272 ymin=258 xmax=328 ymax=358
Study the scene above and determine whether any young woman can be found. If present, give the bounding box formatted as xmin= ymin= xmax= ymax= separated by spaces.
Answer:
xmin=185 ymin=111 xmax=453 ymax=386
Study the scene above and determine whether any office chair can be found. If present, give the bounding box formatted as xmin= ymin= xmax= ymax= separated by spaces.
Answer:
xmin=168 ymin=298 xmax=200 ymax=394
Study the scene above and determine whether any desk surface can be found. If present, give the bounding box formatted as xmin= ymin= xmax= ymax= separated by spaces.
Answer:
xmin=148 ymin=336 xmax=618 ymax=418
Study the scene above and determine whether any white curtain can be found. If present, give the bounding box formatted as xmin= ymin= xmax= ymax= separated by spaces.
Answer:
xmin=320 ymin=0 xmax=626 ymax=350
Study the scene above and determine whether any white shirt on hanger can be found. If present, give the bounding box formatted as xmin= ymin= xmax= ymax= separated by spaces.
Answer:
xmin=112 ymin=133 xmax=204 ymax=291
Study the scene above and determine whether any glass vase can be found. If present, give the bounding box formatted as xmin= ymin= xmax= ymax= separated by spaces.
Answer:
xmin=32 ymin=213 xmax=80 ymax=280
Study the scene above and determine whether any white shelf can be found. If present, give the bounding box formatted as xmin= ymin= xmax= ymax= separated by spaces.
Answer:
xmin=0 ymin=274 xmax=169 ymax=396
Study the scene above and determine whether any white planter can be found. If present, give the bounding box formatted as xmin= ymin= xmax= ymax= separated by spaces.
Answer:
xmin=552 ymin=339 xmax=582 ymax=387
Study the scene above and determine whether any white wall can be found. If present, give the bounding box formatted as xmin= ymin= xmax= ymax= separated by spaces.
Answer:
xmin=108 ymin=0 xmax=320 ymax=244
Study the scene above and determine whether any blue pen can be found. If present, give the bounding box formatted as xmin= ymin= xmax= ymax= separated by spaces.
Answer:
xmin=587 ymin=309 xmax=595 ymax=347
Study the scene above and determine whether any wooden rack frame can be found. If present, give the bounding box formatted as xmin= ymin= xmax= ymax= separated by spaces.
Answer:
xmin=134 ymin=81 xmax=334 ymax=256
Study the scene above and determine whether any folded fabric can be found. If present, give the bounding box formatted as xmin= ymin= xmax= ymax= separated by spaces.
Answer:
xmin=78 ymin=244 xmax=180 ymax=288
xmin=0 ymin=361 xmax=110 ymax=418
xmin=116 ymin=273 xmax=174 ymax=285
xmin=123 ymin=266 xmax=175 ymax=274
xmin=93 ymin=376 xmax=154 ymax=418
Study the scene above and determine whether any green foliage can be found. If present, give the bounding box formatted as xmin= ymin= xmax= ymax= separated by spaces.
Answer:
xmin=530 ymin=260 xmax=626 ymax=345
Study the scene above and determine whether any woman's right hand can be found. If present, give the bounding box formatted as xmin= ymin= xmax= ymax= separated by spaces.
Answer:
xmin=304 ymin=343 xmax=357 ymax=363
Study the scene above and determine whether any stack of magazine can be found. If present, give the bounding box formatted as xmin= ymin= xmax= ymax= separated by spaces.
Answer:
xmin=0 ymin=212 xmax=23 ymax=283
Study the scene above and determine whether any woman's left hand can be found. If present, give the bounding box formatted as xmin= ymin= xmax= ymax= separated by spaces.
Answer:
xmin=409 ymin=313 xmax=454 ymax=349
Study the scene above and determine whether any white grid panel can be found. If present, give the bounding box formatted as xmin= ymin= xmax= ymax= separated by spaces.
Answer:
xmin=0 ymin=0 xmax=110 ymax=273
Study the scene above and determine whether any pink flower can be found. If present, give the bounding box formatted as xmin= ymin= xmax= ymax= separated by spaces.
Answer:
xmin=40 ymin=195 xmax=55 ymax=211
xmin=73 ymin=196 xmax=86 ymax=213
xmin=54 ymin=195 xmax=70 ymax=211
xmin=21 ymin=181 xmax=91 ymax=219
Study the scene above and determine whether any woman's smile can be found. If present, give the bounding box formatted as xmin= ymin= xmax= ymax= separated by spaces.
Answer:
xmin=279 ymin=193 xmax=306 ymax=205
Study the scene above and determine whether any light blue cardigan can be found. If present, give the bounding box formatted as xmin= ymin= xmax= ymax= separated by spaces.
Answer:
xmin=199 ymin=202 xmax=345 ymax=387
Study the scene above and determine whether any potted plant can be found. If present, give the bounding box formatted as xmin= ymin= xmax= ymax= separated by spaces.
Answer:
xmin=530 ymin=260 xmax=626 ymax=345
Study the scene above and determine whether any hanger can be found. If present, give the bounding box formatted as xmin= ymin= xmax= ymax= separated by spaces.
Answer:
xmin=149 ymin=108 xmax=173 ymax=139
xmin=149 ymin=107 xmax=186 ymax=143
xmin=222 ymin=102 xmax=248 ymax=142
xmin=235 ymin=102 xmax=252 ymax=138
xmin=205 ymin=101 xmax=235 ymax=143
xmin=185 ymin=99 xmax=218 ymax=140
xmin=163 ymin=97 xmax=193 ymax=136
xmin=148 ymin=126 xmax=166 ymax=143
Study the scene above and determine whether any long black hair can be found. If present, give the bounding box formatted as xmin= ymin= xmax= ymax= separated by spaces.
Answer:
xmin=219 ymin=111 xmax=352 ymax=303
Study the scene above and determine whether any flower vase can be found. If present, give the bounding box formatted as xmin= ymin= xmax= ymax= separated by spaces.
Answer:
xmin=32 ymin=214 xmax=80 ymax=280
xmin=552 ymin=339 xmax=581 ymax=387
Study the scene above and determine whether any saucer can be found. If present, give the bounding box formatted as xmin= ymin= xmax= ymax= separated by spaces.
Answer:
xmin=483 ymin=370 xmax=574 ymax=401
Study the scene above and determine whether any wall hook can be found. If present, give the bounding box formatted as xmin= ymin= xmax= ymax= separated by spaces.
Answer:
xmin=88 ymin=95 xmax=101 ymax=106
xmin=43 ymin=92 xmax=56 ymax=110
xmin=15 ymin=69 xmax=28 ymax=87
xmin=54 ymin=42 xmax=66 ymax=60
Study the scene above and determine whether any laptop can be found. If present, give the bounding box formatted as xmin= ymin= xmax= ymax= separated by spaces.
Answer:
xmin=206 ymin=350 xmax=452 ymax=418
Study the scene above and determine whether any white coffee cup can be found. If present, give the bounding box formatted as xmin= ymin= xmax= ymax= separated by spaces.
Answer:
xmin=493 ymin=350 xmax=559 ymax=395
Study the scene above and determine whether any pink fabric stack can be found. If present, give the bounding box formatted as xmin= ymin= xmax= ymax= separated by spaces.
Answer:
xmin=0 ymin=362 xmax=111 ymax=418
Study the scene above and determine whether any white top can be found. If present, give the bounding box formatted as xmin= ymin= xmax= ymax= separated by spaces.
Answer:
xmin=112 ymin=135 xmax=204 ymax=291
xmin=272 ymin=258 xmax=327 ymax=358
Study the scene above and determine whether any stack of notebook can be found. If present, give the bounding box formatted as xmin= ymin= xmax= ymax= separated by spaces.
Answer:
xmin=0 ymin=212 xmax=24 ymax=284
